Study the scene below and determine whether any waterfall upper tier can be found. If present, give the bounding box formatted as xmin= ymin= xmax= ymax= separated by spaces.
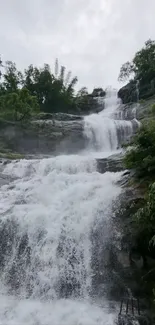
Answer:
xmin=84 ymin=91 xmax=139 ymax=154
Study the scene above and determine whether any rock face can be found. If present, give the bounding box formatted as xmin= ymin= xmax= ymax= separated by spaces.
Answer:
xmin=36 ymin=112 xmax=83 ymax=121
xmin=115 ymin=96 xmax=155 ymax=123
xmin=118 ymin=79 xmax=155 ymax=104
xmin=118 ymin=81 xmax=138 ymax=104
xmin=0 ymin=118 xmax=85 ymax=155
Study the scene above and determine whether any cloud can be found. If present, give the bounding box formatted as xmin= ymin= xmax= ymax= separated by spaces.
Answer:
xmin=0 ymin=0 xmax=155 ymax=91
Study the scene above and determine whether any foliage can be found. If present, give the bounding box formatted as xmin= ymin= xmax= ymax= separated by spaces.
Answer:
xmin=151 ymin=103 xmax=155 ymax=114
xmin=119 ymin=39 xmax=155 ymax=84
xmin=133 ymin=183 xmax=155 ymax=235
xmin=0 ymin=88 xmax=39 ymax=121
xmin=91 ymin=88 xmax=106 ymax=97
xmin=3 ymin=61 xmax=23 ymax=93
xmin=124 ymin=120 xmax=155 ymax=267
xmin=0 ymin=56 xmax=106 ymax=120
xmin=118 ymin=61 xmax=135 ymax=82
xmin=133 ymin=40 xmax=155 ymax=85
xmin=118 ymin=40 xmax=155 ymax=103
xmin=121 ymin=42 xmax=155 ymax=307
xmin=124 ymin=120 xmax=155 ymax=180
xmin=0 ymin=152 xmax=25 ymax=159
xmin=23 ymin=59 xmax=78 ymax=113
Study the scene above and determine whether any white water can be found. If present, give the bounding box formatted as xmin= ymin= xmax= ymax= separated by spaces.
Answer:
xmin=84 ymin=90 xmax=137 ymax=156
xmin=0 ymin=91 xmax=135 ymax=324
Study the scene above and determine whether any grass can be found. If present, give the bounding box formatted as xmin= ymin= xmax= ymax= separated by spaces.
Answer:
xmin=0 ymin=152 xmax=25 ymax=160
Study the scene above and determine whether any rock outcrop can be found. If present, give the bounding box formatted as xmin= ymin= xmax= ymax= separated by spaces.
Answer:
xmin=97 ymin=153 xmax=124 ymax=173
xmin=118 ymin=80 xmax=155 ymax=105
xmin=0 ymin=118 xmax=85 ymax=155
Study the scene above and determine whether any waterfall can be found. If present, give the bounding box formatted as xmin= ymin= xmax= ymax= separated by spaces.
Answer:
xmin=84 ymin=90 xmax=138 ymax=155
xmin=0 ymin=91 xmax=137 ymax=324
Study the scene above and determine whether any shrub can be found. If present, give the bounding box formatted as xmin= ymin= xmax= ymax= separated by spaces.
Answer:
xmin=124 ymin=120 xmax=155 ymax=180
xmin=151 ymin=103 xmax=155 ymax=114
xmin=0 ymin=88 xmax=39 ymax=121
xmin=133 ymin=183 xmax=155 ymax=234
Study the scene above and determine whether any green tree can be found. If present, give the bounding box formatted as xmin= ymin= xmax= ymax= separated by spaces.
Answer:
xmin=54 ymin=58 xmax=78 ymax=95
xmin=0 ymin=56 xmax=93 ymax=117
xmin=75 ymin=87 xmax=98 ymax=113
xmin=3 ymin=61 xmax=23 ymax=93
xmin=0 ymin=57 xmax=5 ymax=97
xmin=76 ymin=87 xmax=89 ymax=112
xmin=0 ymin=88 xmax=39 ymax=121
xmin=24 ymin=64 xmax=35 ymax=96
xmin=64 ymin=71 xmax=71 ymax=88
xmin=118 ymin=40 xmax=155 ymax=85
xmin=24 ymin=59 xmax=78 ymax=113
xmin=91 ymin=88 xmax=106 ymax=97
xmin=118 ymin=61 xmax=135 ymax=82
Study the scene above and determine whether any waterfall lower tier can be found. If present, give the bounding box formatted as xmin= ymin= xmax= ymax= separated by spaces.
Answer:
xmin=84 ymin=116 xmax=138 ymax=153
xmin=0 ymin=157 xmax=122 ymax=298
xmin=0 ymin=155 xmax=122 ymax=324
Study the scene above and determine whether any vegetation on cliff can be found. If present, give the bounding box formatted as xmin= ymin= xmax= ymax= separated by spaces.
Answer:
xmin=124 ymin=120 xmax=155 ymax=182
xmin=124 ymin=117 xmax=155 ymax=304
xmin=118 ymin=39 xmax=155 ymax=103
xmin=120 ymin=39 xmax=155 ymax=307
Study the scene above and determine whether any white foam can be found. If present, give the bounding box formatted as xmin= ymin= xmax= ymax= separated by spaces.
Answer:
xmin=0 ymin=293 xmax=117 ymax=325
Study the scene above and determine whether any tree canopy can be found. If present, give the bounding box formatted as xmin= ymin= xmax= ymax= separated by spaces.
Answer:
xmin=118 ymin=40 xmax=155 ymax=103
xmin=0 ymin=88 xmax=39 ymax=121
xmin=0 ymin=57 xmax=105 ymax=120
xmin=118 ymin=39 xmax=155 ymax=84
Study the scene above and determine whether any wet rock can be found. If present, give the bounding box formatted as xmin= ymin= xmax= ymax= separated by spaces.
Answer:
xmin=97 ymin=153 xmax=124 ymax=173
xmin=36 ymin=112 xmax=83 ymax=121
xmin=118 ymin=91 xmax=155 ymax=122
xmin=118 ymin=78 xmax=155 ymax=105
xmin=118 ymin=80 xmax=138 ymax=104
xmin=118 ymin=314 xmax=151 ymax=325
xmin=0 ymin=173 xmax=15 ymax=186
xmin=0 ymin=159 xmax=10 ymax=165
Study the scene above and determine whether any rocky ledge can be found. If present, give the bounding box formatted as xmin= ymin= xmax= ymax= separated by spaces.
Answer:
xmin=97 ymin=153 xmax=125 ymax=173
xmin=0 ymin=118 xmax=85 ymax=156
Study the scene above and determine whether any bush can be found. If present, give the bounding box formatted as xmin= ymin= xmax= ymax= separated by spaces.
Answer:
xmin=0 ymin=88 xmax=39 ymax=121
xmin=151 ymin=103 xmax=155 ymax=114
xmin=133 ymin=183 xmax=155 ymax=234
xmin=124 ymin=120 xmax=155 ymax=180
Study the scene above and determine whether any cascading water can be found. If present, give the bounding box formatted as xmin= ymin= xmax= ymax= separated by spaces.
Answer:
xmin=0 ymin=91 xmax=138 ymax=324
xmin=84 ymin=90 xmax=138 ymax=155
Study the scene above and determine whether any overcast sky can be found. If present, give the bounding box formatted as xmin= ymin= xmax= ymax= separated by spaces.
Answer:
xmin=0 ymin=0 xmax=155 ymax=91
